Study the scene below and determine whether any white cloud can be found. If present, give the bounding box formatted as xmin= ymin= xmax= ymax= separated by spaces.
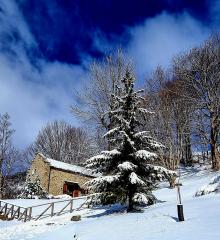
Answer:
xmin=0 ymin=56 xmax=87 ymax=148
xmin=91 ymin=11 xmax=212 ymax=83
xmin=0 ymin=1 xmax=217 ymax=149
xmin=0 ymin=0 xmax=88 ymax=148
xmin=127 ymin=11 xmax=211 ymax=80
xmin=0 ymin=0 xmax=35 ymax=47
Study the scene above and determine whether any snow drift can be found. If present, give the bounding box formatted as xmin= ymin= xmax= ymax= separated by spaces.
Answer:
xmin=195 ymin=173 xmax=220 ymax=196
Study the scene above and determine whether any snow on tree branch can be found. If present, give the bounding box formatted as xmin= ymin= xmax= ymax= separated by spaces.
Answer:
xmin=129 ymin=172 xmax=145 ymax=186
xmin=138 ymin=108 xmax=155 ymax=115
xmin=118 ymin=161 xmax=137 ymax=171
xmin=104 ymin=127 xmax=121 ymax=138
xmin=134 ymin=150 xmax=157 ymax=161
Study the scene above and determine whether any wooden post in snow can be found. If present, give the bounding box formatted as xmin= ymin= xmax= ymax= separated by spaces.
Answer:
xmin=51 ymin=203 xmax=54 ymax=217
xmin=176 ymin=183 xmax=184 ymax=222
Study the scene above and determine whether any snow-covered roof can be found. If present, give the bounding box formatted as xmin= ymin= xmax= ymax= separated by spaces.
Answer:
xmin=38 ymin=153 xmax=97 ymax=178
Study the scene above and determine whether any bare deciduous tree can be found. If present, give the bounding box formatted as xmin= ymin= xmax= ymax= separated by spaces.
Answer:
xmin=146 ymin=67 xmax=194 ymax=162
xmin=32 ymin=120 xmax=94 ymax=165
xmin=174 ymin=34 xmax=220 ymax=170
xmin=0 ymin=113 xmax=15 ymax=198
xmin=71 ymin=50 xmax=133 ymax=150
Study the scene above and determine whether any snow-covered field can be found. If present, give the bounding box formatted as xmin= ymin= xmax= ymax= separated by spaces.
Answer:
xmin=0 ymin=166 xmax=220 ymax=240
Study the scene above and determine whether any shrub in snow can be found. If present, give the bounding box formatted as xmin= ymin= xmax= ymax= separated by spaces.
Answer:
xmin=85 ymin=68 xmax=176 ymax=211
xmin=132 ymin=193 xmax=157 ymax=206
xmin=2 ymin=172 xmax=26 ymax=199
xmin=18 ymin=175 xmax=47 ymax=199
xmin=195 ymin=174 xmax=220 ymax=196
xmin=47 ymin=194 xmax=72 ymax=199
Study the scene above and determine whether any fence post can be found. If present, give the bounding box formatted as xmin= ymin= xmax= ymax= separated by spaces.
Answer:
xmin=51 ymin=203 xmax=54 ymax=217
xmin=4 ymin=203 xmax=8 ymax=215
xmin=11 ymin=205 xmax=14 ymax=218
xmin=70 ymin=199 xmax=73 ymax=213
xmin=29 ymin=207 xmax=32 ymax=221
xmin=17 ymin=207 xmax=20 ymax=218
xmin=24 ymin=209 xmax=28 ymax=222
xmin=0 ymin=203 xmax=3 ymax=215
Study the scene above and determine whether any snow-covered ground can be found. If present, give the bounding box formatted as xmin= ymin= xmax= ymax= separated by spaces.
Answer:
xmin=0 ymin=166 xmax=220 ymax=240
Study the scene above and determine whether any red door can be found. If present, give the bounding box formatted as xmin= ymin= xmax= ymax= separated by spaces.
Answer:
xmin=73 ymin=190 xmax=80 ymax=197
xmin=63 ymin=183 xmax=67 ymax=194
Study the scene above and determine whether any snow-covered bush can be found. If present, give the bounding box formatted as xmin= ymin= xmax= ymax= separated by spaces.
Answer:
xmin=85 ymin=68 xmax=176 ymax=211
xmin=2 ymin=172 xmax=26 ymax=199
xmin=47 ymin=194 xmax=72 ymax=199
xmin=132 ymin=192 xmax=157 ymax=206
xmin=195 ymin=174 xmax=220 ymax=196
xmin=18 ymin=175 xmax=47 ymax=199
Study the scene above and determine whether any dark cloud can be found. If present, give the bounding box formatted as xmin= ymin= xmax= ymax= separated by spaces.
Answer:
xmin=17 ymin=0 xmax=211 ymax=64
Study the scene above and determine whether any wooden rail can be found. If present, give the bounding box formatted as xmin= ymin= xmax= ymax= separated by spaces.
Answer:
xmin=0 ymin=201 xmax=28 ymax=221
xmin=0 ymin=193 xmax=100 ymax=222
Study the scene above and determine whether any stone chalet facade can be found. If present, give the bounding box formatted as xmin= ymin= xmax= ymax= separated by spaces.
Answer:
xmin=28 ymin=153 xmax=96 ymax=197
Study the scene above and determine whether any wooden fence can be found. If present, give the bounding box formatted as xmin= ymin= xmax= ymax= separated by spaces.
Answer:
xmin=0 ymin=193 xmax=100 ymax=222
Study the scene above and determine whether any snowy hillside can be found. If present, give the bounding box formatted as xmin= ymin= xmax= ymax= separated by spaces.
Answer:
xmin=0 ymin=166 xmax=220 ymax=240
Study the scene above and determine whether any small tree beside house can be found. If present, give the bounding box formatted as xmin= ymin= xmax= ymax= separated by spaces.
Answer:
xmin=19 ymin=174 xmax=47 ymax=199
xmin=86 ymin=68 xmax=176 ymax=211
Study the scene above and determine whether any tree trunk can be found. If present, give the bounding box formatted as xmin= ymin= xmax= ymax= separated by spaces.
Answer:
xmin=0 ymin=160 xmax=3 ymax=199
xmin=0 ymin=176 xmax=2 ymax=199
xmin=210 ymin=114 xmax=220 ymax=170
xmin=177 ymin=126 xmax=184 ymax=165
xmin=127 ymin=188 xmax=134 ymax=212
xmin=169 ymin=176 xmax=176 ymax=188
xmin=184 ymin=132 xmax=193 ymax=166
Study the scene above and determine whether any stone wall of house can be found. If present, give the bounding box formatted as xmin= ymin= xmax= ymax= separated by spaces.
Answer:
xmin=49 ymin=168 xmax=92 ymax=196
xmin=28 ymin=154 xmax=50 ymax=193
xmin=28 ymin=153 xmax=93 ymax=196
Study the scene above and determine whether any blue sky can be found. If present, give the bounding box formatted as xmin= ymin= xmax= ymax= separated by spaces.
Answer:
xmin=0 ymin=0 xmax=219 ymax=148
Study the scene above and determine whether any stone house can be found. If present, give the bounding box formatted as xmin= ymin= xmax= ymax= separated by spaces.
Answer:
xmin=28 ymin=153 xmax=96 ymax=197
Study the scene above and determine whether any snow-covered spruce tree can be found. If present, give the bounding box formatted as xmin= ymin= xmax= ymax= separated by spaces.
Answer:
xmin=86 ymin=68 xmax=176 ymax=211
xmin=18 ymin=175 xmax=47 ymax=199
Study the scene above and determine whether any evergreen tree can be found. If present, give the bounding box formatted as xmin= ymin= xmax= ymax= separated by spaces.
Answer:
xmin=86 ymin=68 xmax=176 ymax=211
